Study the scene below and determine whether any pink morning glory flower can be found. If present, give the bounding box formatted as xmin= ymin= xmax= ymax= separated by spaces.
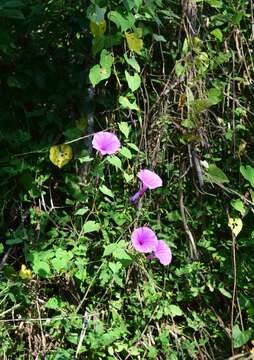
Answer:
xmin=130 ymin=169 xmax=163 ymax=204
xmin=131 ymin=227 xmax=158 ymax=253
xmin=92 ymin=131 xmax=121 ymax=156
xmin=154 ymin=240 xmax=172 ymax=265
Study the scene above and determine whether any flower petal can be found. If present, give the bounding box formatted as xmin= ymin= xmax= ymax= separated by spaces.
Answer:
xmin=137 ymin=169 xmax=162 ymax=189
xmin=92 ymin=132 xmax=121 ymax=156
xmin=131 ymin=227 xmax=158 ymax=253
xmin=154 ymin=240 xmax=172 ymax=265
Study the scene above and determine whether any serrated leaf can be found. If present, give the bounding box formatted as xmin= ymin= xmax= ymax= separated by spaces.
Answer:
xmin=228 ymin=218 xmax=243 ymax=237
xmin=206 ymin=164 xmax=229 ymax=184
xmin=103 ymin=243 xmax=119 ymax=257
xmin=119 ymin=121 xmax=130 ymax=138
xmin=52 ymin=249 xmax=73 ymax=272
xmin=83 ymin=221 xmax=100 ymax=233
xmin=119 ymin=146 xmax=132 ymax=159
xmin=125 ymin=70 xmax=141 ymax=92
xmin=49 ymin=144 xmax=73 ymax=168
xmin=99 ymin=184 xmax=114 ymax=198
xmin=107 ymin=155 xmax=122 ymax=169
xmin=240 ymin=165 xmax=254 ymax=187
xmin=124 ymin=53 xmax=140 ymax=72
xmin=119 ymin=96 xmax=139 ymax=110
xmin=125 ymin=32 xmax=143 ymax=54
xmin=45 ymin=297 xmax=64 ymax=310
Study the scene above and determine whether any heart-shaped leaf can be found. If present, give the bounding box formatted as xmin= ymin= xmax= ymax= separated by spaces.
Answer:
xmin=228 ymin=218 xmax=243 ymax=237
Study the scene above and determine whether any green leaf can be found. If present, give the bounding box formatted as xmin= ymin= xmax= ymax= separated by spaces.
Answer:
xmin=108 ymin=11 xmax=134 ymax=32
xmin=103 ymin=243 xmax=119 ymax=256
xmin=119 ymin=121 xmax=131 ymax=138
xmin=168 ymin=305 xmax=183 ymax=317
xmin=153 ymin=34 xmax=166 ymax=42
xmin=45 ymin=297 xmax=64 ymax=310
xmin=99 ymin=184 xmax=114 ymax=198
xmin=100 ymin=49 xmax=113 ymax=68
xmin=123 ymin=172 xmax=134 ymax=182
xmin=89 ymin=50 xmax=113 ymax=87
xmin=52 ymin=249 xmax=73 ymax=272
xmin=207 ymin=87 xmax=223 ymax=105
xmin=108 ymin=262 xmax=122 ymax=273
xmin=119 ymin=146 xmax=132 ymax=159
xmin=107 ymin=155 xmax=122 ymax=169
xmin=119 ymin=96 xmax=139 ymax=110
xmin=240 ymin=165 xmax=254 ymax=187
xmin=0 ymin=9 xmax=24 ymax=19
xmin=206 ymin=164 xmax=229 ymax=184
xmin=74 ymin=207 xmax=89 ymax=216
xmin=127 ymin=142 xmax=139 ymax=152
xmin=210 ymin=28 xmax=223 ymax=42
xmin=32 ymin=260 xmax=51 ymax=278
xmin=232 ymin=325 xmax=251 ymax=348
xmin=218 ymin=287 xmax=232 ymax=299
xmin=125 ymin=70 xmax=141 ymax=92
xmin=89 ymin=64 xmax=102 ymax=87
xmin=124 ymin=54 xmax=140 ymax=72
xmin=231 ymin=199 xmax=245 ymax=216
xmin=83 ymin=221 xmax=100 ymax=233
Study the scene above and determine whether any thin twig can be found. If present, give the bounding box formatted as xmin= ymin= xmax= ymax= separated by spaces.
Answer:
xmin=179 ymin=190 xmax=199 ymax=260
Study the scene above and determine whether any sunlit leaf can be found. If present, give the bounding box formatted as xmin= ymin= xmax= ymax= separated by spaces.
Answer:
xmin=125 ymin=70 xmax=141 ymax=92
xmin=119 ymin=96 xmax=139 ymax=110
xmin=119 ymin=121 xmax=131 ymax=138
xmin=240 ymin=165 xmax=254 ymax=187
xmin=125 ymin=32 xmax=143 ymax=54
xmin=49 ymin=144 xmax=73 ymax=168
xmin=99 ymin=184 xmax=114 ymax=198
xmin=228 ymin=217 xmax=243 ymax=237
xmin=19 ymin=264 xmax=33 ymax=280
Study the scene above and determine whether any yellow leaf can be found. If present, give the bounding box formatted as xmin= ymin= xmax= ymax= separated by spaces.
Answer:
xmin=90 ymin=20 xmax=106 ymax=37
xmin=249 ymin=189 xmax=254 ymax=204
xmin=19 ymin=264 xmax=33 ymax=280
xmin=125 ymin=32 xmax=143 ymax=54
xmin=49 ymin=144 xmax=73 ymax=168
xmin=228 ymin=217 xmax=243 ymax=237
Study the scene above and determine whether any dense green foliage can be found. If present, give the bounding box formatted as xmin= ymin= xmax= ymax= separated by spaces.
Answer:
xmin=1 ymin=0 xmax=254 ymax=359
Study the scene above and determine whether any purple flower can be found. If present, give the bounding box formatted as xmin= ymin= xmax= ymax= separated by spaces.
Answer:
xmin=131 ymin=227 xmax=158 ymax=253
xmin=154 ymin=240 xmax=172 ymax=265
xmin=147 ymin=241 xmax=172 ymax=265
xmin=130 ymin=169 xmax=163 ymax=204
xmin=92 ymin=131 xmax=121 ymax=156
